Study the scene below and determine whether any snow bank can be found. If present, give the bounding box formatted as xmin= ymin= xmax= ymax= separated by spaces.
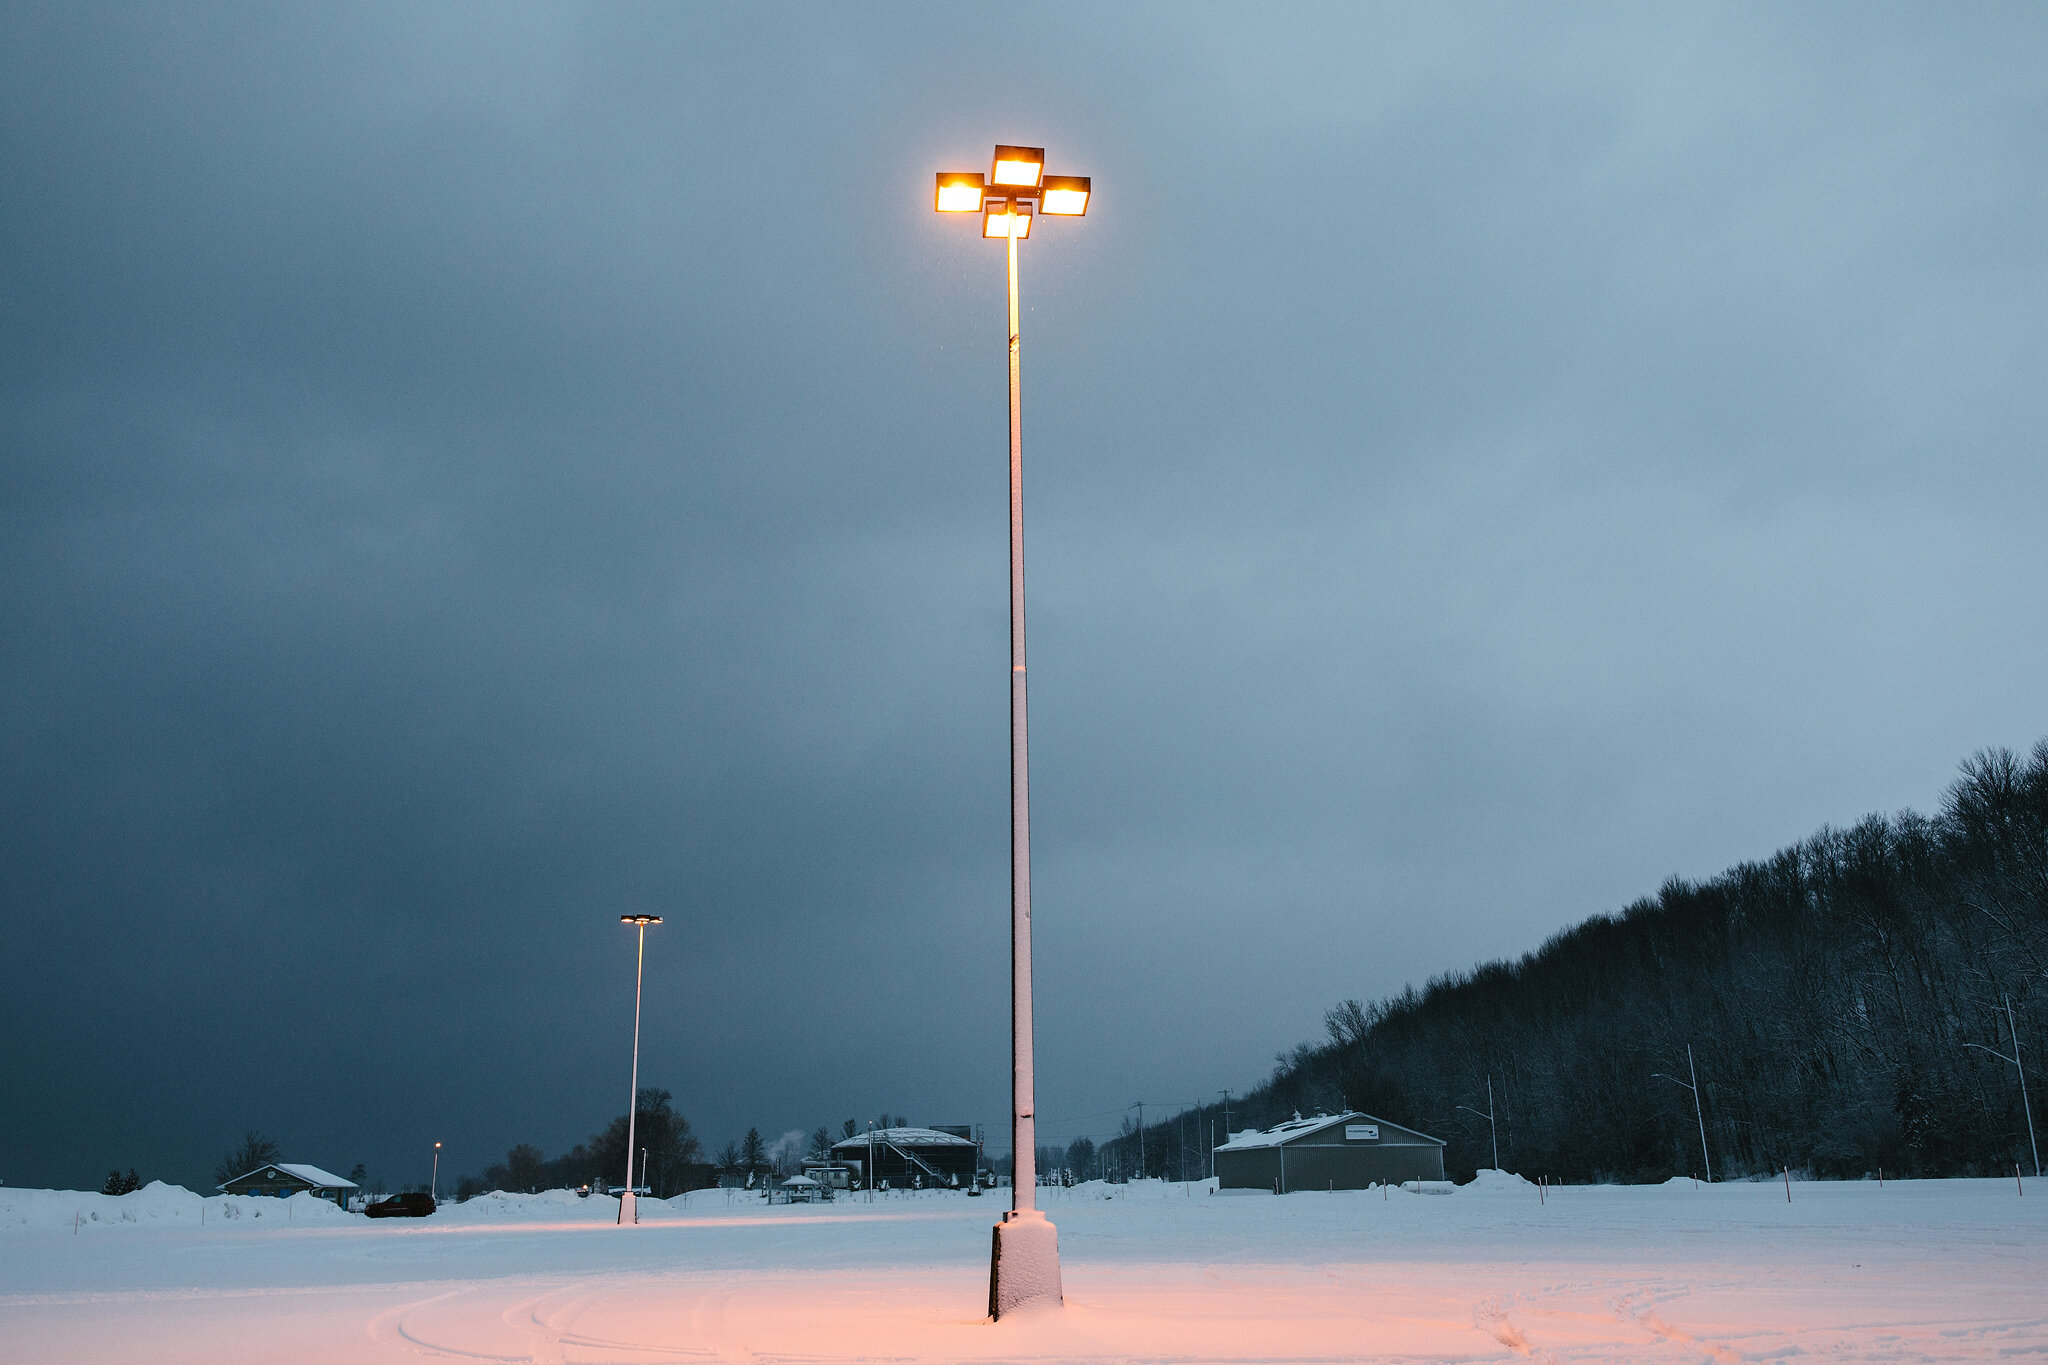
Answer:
xmin=438 ymin=1189 xmax=723 ymax=1222
xmin=0 ymin=1183 xmax=355 ymax=1232
xmin=1460 ymin=1169 xmax=1535 ymax=1193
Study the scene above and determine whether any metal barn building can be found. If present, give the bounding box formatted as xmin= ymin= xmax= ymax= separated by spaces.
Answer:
xmin=828 ymin=1126 xmax=980 ymax=1188
xmin=1214 ymin=1112 xmax=1444 ymax=1192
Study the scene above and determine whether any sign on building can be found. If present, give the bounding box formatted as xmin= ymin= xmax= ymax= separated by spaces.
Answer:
xmin=1344 ymin=1124 xmax=1379 ymax=1141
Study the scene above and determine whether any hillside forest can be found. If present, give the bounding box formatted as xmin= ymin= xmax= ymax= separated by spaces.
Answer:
xmin=1099 ymin=742 xmax=2048 ymax=1185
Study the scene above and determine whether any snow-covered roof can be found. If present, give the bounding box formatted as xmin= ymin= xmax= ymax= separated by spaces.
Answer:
xmin=1214 ymin=1112 xmax=1443 ymax=1151
xmin=781 ymin=1175 xmax=820 ymax=1187
xmin=217 ymin=1163 xmax=359 ymax=1192
xmin=829 ymin=1127 xmax=975 ymax=1151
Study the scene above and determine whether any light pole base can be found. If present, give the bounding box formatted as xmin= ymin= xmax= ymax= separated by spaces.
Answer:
xmin=988 ymin=1208 xmax=1062 ymax=1319
xmin=618 ymin=1191 xmax=638 ymax=1225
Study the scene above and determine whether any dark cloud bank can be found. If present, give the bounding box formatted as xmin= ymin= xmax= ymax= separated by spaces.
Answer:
xmin=3 ymin=3 xmax=2044 ymax=1191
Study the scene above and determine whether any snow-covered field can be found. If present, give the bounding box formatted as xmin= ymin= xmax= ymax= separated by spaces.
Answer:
xmin=2 ymin=1172 xmax=2040 ymax=1362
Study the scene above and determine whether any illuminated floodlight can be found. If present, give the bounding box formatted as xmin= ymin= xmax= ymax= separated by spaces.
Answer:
xmin=983 ymin=199 xmax=1031 ymax=239
xmin=990 ymin=145 xmax=1045 ymax=189
xmin=1038 ymin=175 xmax=1089 ymax=216
xmin=935 ymin=171 xmax=985 ymax=213
xmin=621 ymin=913 xmax=663 ymax=925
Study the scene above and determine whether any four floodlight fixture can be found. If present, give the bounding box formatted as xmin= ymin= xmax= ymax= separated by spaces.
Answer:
xmin=934 ymin=144 xmax=1089 ymax=241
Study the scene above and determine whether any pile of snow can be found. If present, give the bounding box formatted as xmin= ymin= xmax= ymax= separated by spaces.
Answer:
xmin=1460 ymin=1169 xmax=1535 ymax=1193
xmin=439 ymin=1188 xmax=723 ymax=1222
xmin=0 ymin=1183 xmax=355 ymax=1232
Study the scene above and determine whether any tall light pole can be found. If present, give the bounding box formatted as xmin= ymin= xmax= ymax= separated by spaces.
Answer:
xmin=1654 ymin=1045 xmax=1713 ymax=1183
xmin=430 ymin=1141 xmax=441 ymax=1204
xmin=934 ymin=144 xmax=1091 ymax=1320
xmin=619 ymin=913 xmax=663 ymax=1225
xmin=1964 ymin=993 xmax=2040 ymax=1179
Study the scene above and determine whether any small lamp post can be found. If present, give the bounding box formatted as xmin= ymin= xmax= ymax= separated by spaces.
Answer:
xmin=1653 ymin=1046 xmax=1714 ymax=1183
xmin=1455 ymin=1075 xmax=1500 ymax=1172
xmin=430 ymin=1141 xmax=442 ymax=1203
xmin=933 ymin=142 xmax=1090 ymax=1320
xmin=619 ymin=913 xmax=663 ymax=1224
xmin=1963 ymin=993 xmax=2040 ymax=1179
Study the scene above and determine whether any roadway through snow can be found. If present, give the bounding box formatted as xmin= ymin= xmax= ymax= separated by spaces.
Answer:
xmin=3 ymin=1175 xmax=2042 ymax=1362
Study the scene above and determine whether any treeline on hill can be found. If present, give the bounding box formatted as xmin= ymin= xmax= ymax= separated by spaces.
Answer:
xmin=454 ymin=1089 xmax=711 ymax=1200
xmin=454 ymin=1100 xmax=923 ymax=1200
xmin=1100 ymin=742 xmax=2048 ymax=1186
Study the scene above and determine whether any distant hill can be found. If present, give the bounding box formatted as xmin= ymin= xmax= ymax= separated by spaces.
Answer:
xmin=1124 ymin=742 xmax=2048 ymax=1184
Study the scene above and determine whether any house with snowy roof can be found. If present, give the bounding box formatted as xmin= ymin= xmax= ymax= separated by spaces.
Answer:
xmin=216 ymin=1162 xmax=360 ymax=1207
xmin=1213 ymin=1112 xmax=1444 ymax=1192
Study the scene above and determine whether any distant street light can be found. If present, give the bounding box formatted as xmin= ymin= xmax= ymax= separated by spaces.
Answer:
xmin=1963 ymin=993 xmax=2040 ymax=1179
xmin=933 ymin=141 xmax=1090 ymax=1320
xmin=1455 ymin=1075 xmax=1500 ymax=1172
xmin=1653 ymin=1045 xmax=1713 ymax=1183
xmin=619 ymin=913 xmax=663 ymax=1225
xmin=431 ymin=1141 xmax=442 ymax=1203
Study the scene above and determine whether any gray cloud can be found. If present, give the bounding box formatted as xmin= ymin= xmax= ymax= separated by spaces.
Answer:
xmin=3 ymin=2 xmax=2045 ymax=1189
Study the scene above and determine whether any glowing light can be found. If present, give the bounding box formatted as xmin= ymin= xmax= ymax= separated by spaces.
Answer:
xmin=990 ymin=144 xmax=1045 ymax=188
xmin=983 ymin=200 xmax=1031 ymax=239
xmin=1038 ymin=175 xmax=1089 ymax=216
xmin=621 ymin=914 xmax=664 ymax=925
xmin=934 ymin=172 xmax=985 ymax=213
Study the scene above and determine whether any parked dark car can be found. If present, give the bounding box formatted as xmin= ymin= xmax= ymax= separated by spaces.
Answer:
xmin=364 ymin=1192 xmax=436 ymax=1218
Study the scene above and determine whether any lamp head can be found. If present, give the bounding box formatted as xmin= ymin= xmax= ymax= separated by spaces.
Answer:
xmin=1038 ymin=175 xmax=1090 ymax=216
xmin=989 ymin=144 xmax=1045 ymax=189
xmin=982 ymin=198 xmax=1031 ymax=239
xmin=620 ymin=914 xmax=664 ymax=926
xmin=933 ymin=171 xmax=985 ymax=213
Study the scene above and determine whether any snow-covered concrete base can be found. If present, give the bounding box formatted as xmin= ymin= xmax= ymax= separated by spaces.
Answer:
xmin=2 ymin=1175 xmax=2042 ymax=1362
xmin=987 ymin=1206 xmax=1062 ymax=1318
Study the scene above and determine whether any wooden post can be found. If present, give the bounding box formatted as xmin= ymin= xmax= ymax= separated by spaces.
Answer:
xmin=1783 ymin=1166 xmax=1791 ymax=1202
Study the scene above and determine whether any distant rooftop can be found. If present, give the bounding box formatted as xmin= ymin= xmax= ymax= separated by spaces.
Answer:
xmin=217 ymin=1162 xmax=359 ymax=1191
xmin=829 ymin=1127 xmax=975 ymax=1150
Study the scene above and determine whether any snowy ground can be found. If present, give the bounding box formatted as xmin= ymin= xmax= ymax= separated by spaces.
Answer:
xmin=2 ymin=1172 xmax=2041 ymax=1363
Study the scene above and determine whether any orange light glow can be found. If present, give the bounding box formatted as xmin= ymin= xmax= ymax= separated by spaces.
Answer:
xmin=989 ymin=145 xmax=1045 ymax=188
xmin=934 ymin=172 xmax=984 ymax=213
xmin=983 ymin=202 xmax=1031 ymax=239
xmin=1038 ymin=175 xmax=1089 ymax=216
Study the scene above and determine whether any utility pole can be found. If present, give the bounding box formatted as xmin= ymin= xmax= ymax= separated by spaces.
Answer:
xmin=1133 ymin=1102 xmax=1145 ymax=1180
xmin=1217 ymin=1090 xmax=1234 ymax=1182
xmin=1455 ymin=1075 xmax=1499 ymax=1172
xmin=1654 ymin=1045 xmax=1713 ymax=1183
xmin=1964 ymin=994 xmax=2041 ymax=1179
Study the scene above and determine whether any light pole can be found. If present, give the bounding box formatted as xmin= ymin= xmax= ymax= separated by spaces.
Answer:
xmin=1455 ymin=1075 xmax=1499 ymax=1172
xmin=1653 ymin=1045 xmax=1714 ymax=1183
xmin=619 ymin=913 xmax=663 ymax=1225
xmin=1963 ymin=993 xmax=2040 ymax=1179
xmin=430 ymin=1141 xmax=441 ymax=1204
xmin=934 ymin=143 xmax=1090 ymax=1320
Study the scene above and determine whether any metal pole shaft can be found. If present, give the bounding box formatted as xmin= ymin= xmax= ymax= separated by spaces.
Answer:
xmin=1689 ymin=1045 xmax=1712 ymax=1183
xmin=1006 ymin=225 xmax=1037 ymax=1214
xmin=626 ymin=925 xmax=644 ymax=1208
xmin=1488 ymin=1075 xmax=1499 ymax=1170
xmin=2009 ymin=995 xmax=2041 ymax=1179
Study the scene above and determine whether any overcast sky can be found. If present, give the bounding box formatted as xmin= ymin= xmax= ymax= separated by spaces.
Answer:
xmin=4 ymin=3 xmax=2045 ymax=1193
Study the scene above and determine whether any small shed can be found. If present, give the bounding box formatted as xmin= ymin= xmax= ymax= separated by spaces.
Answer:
xmin=1214 ymin=1112 xmax=1444 ymax=1192
xmin=216 ymin=1162 xmax=360 ymax=1207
